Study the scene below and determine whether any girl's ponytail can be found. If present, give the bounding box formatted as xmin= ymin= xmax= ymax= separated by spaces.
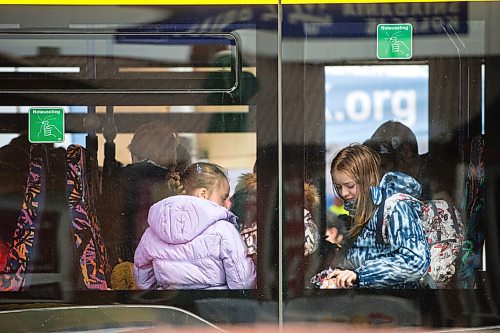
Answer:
xmin=166 ymin=171 xmax=185 ymax=195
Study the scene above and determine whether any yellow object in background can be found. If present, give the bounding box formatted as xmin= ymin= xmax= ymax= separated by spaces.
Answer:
xmin=330 ymin=204 xmax=349 ymax=216
xmin=110 ymin=262 xmax=136 ymax=290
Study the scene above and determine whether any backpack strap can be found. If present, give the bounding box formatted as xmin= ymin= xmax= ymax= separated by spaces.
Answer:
xmin=375 ymin=191 xmax=418 ymax=246
xmin=427 ymin=201 xmax=441 ymax=242
xmin=375 ymin=189 xmax=387 ymax=245
xmin=423 ymin=272 xmax=438 ymax=289
xmin=447 ymin=202 xmax=461 ymax=235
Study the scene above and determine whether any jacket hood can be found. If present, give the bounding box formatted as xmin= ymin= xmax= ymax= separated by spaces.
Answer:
xmin=370 ymin=171 xmax=422 ymax=205
xmin=147 ymin=195 xmax=238 ymax=244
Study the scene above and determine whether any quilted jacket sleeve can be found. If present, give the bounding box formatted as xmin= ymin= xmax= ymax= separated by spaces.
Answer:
xmin=355 ymin=201 xmax=430 ymax=287
xmin=133 ymin=230 xmax=158 ymax=290
xmin=220 ymin=222 xmax=256 ymax=289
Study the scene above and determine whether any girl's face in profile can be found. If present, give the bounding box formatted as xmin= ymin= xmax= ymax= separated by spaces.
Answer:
xmin=332 ymin=170 xmax=358 ymax=202
xmin=207 ymin=179 xmax=230 ymax=208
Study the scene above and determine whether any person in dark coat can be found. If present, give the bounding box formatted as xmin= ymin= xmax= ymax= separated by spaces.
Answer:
xmin=99 ymin=122 xmax=185 ymax=269
xmin=364 ymin=120 xmax=432 ymax=200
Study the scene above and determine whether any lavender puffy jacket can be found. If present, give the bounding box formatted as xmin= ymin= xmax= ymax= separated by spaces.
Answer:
xmin=133 ymin=195 xmax=256 ymax=289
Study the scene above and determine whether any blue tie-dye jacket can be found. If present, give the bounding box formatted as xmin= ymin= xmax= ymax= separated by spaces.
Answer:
xmin=340 ymin=172 xmax=430 ymax=288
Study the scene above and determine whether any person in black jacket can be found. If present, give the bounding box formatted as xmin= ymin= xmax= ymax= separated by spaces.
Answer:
xmin=100 ymin=122 xmax=188 ymax=270
xmin=363 ymin=120 xmax=432 ymax=200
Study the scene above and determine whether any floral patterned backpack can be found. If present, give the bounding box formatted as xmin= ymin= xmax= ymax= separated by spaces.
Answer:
xmin=376 ymin=192 xmax=465 ymax=288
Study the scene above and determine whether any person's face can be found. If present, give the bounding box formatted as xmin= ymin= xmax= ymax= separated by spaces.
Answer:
xmin=325 ymin=227 xmax=339 ymax=244
xmin=207 ymin=179 xmax=230 ymax=208
xmin=332 ymin=170 xmax=358 ymax=201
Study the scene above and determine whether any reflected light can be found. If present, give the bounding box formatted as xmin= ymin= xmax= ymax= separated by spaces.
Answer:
xmin=0 ymin=67 xmax=80 ymax=73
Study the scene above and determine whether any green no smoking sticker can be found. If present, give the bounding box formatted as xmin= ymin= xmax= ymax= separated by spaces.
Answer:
xmin=28 ymin=107 xmax=65 ymax=143
xmin=377 ymin=23 xmax=413 ymax=60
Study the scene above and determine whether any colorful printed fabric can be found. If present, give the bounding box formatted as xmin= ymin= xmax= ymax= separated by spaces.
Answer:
xmin=240 ymin=222 xmax=257 ymax=258
xmin=66 ymin=145 xmax=108 ymax=290
xmin=0 ymin=144 xmax=45 ymax=291
xmin=421 ymin=200 xmax=464 ymax=287
xmin=458 ymin=135 xmax=485 ymax=288
xmin=304 ymin=209 xmax=320 ymax=256
xmin=378 ymin=193 xmax=464 ymax=288
xmin=239 ymin=209 xmax=320 ymax=259
xmin=0 ymin=239 xmax=9 ymax=271
xmin=310 ymin=268 xmax=337 ymax=289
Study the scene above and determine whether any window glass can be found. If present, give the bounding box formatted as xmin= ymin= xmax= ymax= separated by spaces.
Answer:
xmin=325 ymin=64 xmax=429 ymax=214
xmin=282 ymin=1 xmax=496 ymax=327
xmin=0 ymin=32 xmax=243 ymax=93
xmin=1 ymin=1 xmax=500 ymax=331
xmin=0 ymin=5 xmax=279 ymax=328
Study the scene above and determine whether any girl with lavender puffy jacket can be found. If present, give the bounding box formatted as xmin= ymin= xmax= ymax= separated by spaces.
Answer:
xmin=133 ymin=162 xmax=256 ymax=290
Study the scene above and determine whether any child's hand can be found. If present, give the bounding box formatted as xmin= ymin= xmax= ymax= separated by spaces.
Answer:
xmin=327 ymin=269 xmax=358 ymax=289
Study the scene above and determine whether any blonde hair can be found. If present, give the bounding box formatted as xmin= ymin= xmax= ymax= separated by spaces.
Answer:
xmin=166 ymin=162 xmax=228 ymax=195
xmin=330 ymin=144 xmax=381 ymax=237
xmin=128 ymin=122 xmax=179 ymax=168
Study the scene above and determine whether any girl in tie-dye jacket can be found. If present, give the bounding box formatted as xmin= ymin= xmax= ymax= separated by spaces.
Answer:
xmin=327 ymin=144 xmax=430 ymax=289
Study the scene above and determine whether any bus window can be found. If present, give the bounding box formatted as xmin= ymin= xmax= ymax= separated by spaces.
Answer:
xmin=325 ymin=65 xmax=429 ymax=213
xmin=0 ymin=4 xmax=280 ymax=327
xmin=282 ymin=1 xmax=497 ymax=327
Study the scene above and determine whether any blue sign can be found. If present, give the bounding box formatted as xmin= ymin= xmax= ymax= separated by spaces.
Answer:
xmin=116 ymin=3 xmax=467 ymax=43
xmin=325 ymin=65 xmax=429 ymax=148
